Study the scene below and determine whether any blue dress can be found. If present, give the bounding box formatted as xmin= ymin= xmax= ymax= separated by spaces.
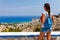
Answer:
xmin=41 ymin=26 xmax=52 ymax=33
xmin=41 ymin=11 xmax=53 ymax=33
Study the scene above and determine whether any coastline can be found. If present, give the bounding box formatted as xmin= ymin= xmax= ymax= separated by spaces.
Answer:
xmin=0 ymin=14 xmax=60 ymax=32
xmin=0 ymin=18 xmax=40 ymax=32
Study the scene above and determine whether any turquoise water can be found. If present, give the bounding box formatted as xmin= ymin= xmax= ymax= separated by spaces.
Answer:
xmin=0 ymin=16 xmax=40 ymax=24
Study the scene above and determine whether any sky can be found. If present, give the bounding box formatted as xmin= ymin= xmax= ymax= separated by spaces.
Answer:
xmin=0 ymin=0 xmax=60 ymax=16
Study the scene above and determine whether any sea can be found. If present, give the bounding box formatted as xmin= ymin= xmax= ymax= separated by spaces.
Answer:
xmin=0 ymin=16 xmax=40 ymax=24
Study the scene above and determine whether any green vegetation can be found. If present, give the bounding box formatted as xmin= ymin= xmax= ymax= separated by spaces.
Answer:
xmin=53 ymin=28 xmax=60 ymax=31
xmin=33 ymin=28 xmax=40 ymax=32
xmin=2 ymin=27 xmax=22 ymax=32
xmin=33 ymin=22 xmax=41 ymax=32
xmin=1 ymin=22 xmax=42 ymax=32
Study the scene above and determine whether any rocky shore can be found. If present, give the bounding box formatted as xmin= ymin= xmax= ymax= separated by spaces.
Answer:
xmin=0 ymin=14 xmax=60 ymax=32
xmin=0 ymin=18 xmax=41 ymax=32
xmin=52 ymin=14 xmax=60 ymax=31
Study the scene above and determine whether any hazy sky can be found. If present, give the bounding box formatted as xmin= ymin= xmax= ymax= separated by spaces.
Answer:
xmin=0 ymin=0 xmax=60 ymax=16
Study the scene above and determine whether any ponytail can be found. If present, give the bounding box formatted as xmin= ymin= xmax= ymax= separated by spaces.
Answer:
xmin=44 ymin=3 xmax=50 ymax=18
xmin=48 ymin=10 xmax=50 ymax=18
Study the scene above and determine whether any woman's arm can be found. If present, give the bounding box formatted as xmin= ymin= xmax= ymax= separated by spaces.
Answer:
xmin=52 ymin=15 xmax=55 ymax=23
xmin=41 ymin=13 xmax=46 ymax=24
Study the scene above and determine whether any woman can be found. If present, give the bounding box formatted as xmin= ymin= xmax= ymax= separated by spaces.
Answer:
xmin=38 ymin=3 xmax=54 ymax=40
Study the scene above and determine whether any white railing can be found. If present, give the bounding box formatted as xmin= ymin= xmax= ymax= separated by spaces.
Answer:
xmin=0 ymin=31 xmax=60 ymax=38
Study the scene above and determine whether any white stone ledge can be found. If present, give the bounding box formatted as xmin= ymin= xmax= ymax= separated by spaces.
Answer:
xmin=0 ymin=31 xmax=60 ymax=36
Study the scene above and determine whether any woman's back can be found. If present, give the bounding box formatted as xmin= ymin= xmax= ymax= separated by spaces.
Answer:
xmin=42 ymin=11 xmax=53 ymax=19
xmin=41 ymin=11 xmax=53 ymax=32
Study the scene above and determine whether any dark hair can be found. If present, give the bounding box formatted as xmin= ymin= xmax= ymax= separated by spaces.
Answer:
xmin=44 ymin=3 xmax=50 ymax=18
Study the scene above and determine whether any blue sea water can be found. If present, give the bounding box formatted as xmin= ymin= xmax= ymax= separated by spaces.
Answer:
xmin=0 ymin=16 xmax=40 ymax=24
